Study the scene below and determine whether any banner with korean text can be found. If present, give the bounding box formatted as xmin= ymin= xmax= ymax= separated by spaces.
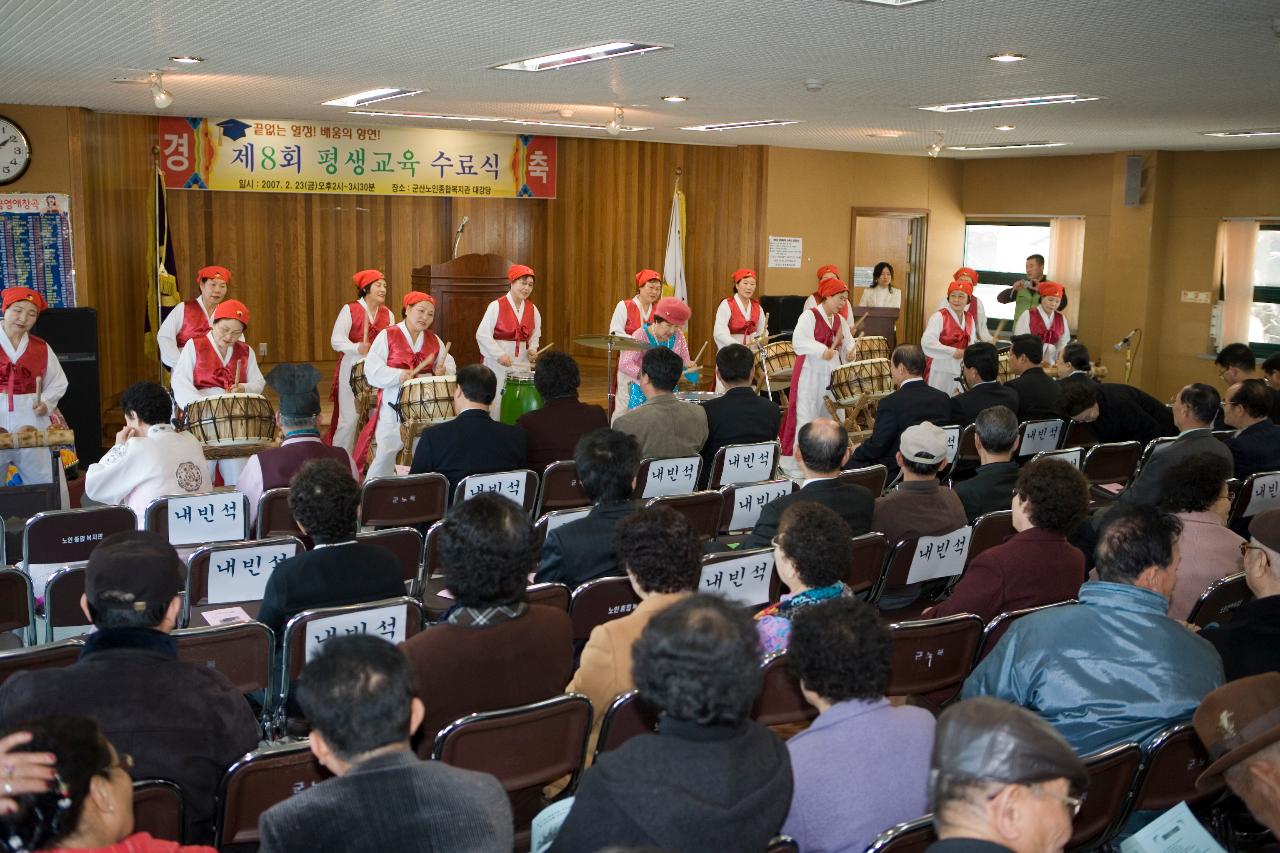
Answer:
xmin=159 ymin=117 xmax=557 ymax=198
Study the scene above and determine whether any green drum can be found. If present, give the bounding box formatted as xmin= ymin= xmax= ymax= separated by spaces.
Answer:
xmin=500 ymin=371 xmax=542 ymax=425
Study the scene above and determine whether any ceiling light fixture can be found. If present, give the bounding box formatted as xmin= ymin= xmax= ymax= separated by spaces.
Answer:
xmin=504 ymin=118 xmax=651 ymax=132
xmin=927 ymin=131 xmax=945 ymax=158
xmin=168 ymin=55 xmax=204 ymax=64
xmin=920 ymin=93 xmax=1101 ymax=112
xmin=947 ymin=141 xmax=1069 ymax=151
xmin=322 ymin=87 xmax=422 ymax=107
xmin=988 ymin=53 xmax=1026 ymax=63
xmin=349 ymin=110 xmax=513 ymax=122
xmin=867 ymin=130 xmax=903 ymax=138
xmin=606 ymin=107 xmax=625 ymax=137
xmin=1202 ymin=128 xmax=1280 ymax=138
xmin=494 ymin=41 xmax=666 ymax=72
xmin=858 ymin=0 xmax=939 ymax=6
xmin=662 ymin=95 xmax=688 ymax=103
xmin=148 ymin=72 xmax=174 ymax=109
xmin=994 ymin=124 xmax=1016 ymax=131
xmin=680 ymin=119 xmax=800 ymax=132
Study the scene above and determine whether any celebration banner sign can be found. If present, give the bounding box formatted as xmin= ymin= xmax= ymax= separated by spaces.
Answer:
xmin=159 ymin=117 xmax=556 ymax=198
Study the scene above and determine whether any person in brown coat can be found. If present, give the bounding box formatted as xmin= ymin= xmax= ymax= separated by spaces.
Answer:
xmin=402 ymin=492 xmax=573 ymax=749
xmin=516 ymin=350 xmax=608 ymax=472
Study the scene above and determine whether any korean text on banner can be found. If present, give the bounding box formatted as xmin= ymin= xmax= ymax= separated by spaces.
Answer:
xmin=700 ymin=551 xmax=774 ymax=607
xmin=159 ymin=117 xmax=556 ymax=199
xmin=207 ymin=541 xmax=297 ymax=605
xmin=304 ymin=603 xmax=407 ymax=661
xmin=167 ymin=493 xmax=248 ymax=546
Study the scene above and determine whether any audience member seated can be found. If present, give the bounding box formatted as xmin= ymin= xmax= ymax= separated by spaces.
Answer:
xmin=873 ymin=422 xmax=968 ymax=609
xmin=925 ymin=697 xmax=1088 ymax=853
xmin=849 ymin=344 xmax=951 ymax=478
xmin=537 ymin=428 xmax=642 ymax=588
xmin=950 ymin=342 xmax=1019 ymax=427
xmin=1058 ymin=380 xmax=1176 ymax=447
xmin=699 ymin=343 xmax=781 ymax=487
xmin=258 ymin=636 xmax=513 ymax=853
xmin=0 ymin=532 xmax=261 ymax=842
xmin=1217 ymin=342 xmax=1280 ymax=423
xmin=410 ymin=363 xmax=527 ymax=496
xmin=0 ymin=714 xmax=219 ymax=853
xmin=741 ymin=418 xmax=873 ymax=550
xmin=755 ymin=503 xmax=854 ymax=654
xmin=1117 ymin=382 xmax=1232 ymax=507
xmin=1264 ymin=351 xmax=1280 ymax=393
xmin=784 ymin=598 xmax=935 ymax=853
xmin=565 ymin=506 xmax=700 ymax=760
xmin=1004 ymin=334 xmax=1061 ymax=421
xmin=1223 ymin=378 xmax=1280 ymax=481
xmin=929 ymin=458 xmax=1087 ymax=624
xmin=1200 ymin=510 xmax=1280 ymax=681
xmin=1158 ymin=454 xmax=1242 ymax=621
xmin=1056 ymin=340 xmax=1096 ymax=389
xmin=403 ymin=493 xmax=573 ymax=745
xmin=516 ymin=350 xmax=608 ymax=472
xmin=550 ymin=595 xmax=791 ymax=853
xmin=84 ymin=380 xmax=208 ymax=523
xmin=238 ymin=363 xmax=355 ymax=525
xmin=257 ymin=459 xmax=404 ymax=638
xmin=953 ymin=405 xmax=1021 ymax=524
xmin=614 ymin=347 xmax=708 ymax=459
xmin=1192 ymin=673 xmax=1280 ymax=837
xmin=963 ymin=504 xmax=1224 ymax=754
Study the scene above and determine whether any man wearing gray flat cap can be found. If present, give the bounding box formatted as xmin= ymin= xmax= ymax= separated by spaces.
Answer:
xmin=927 ymin=697 xmax=1088 ymax=853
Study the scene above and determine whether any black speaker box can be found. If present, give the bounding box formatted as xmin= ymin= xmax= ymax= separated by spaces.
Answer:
xmin=31 ymin=306 xmax=102 ymax=465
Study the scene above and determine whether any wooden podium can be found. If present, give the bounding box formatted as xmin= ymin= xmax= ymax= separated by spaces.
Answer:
xmin=412 ymin=253 xmax=513 ymax=367
xmin=850 ymin=306 xmax=899 ymax=350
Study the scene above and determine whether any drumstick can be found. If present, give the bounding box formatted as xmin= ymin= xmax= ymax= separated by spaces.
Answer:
xmin=533 ymin=342 xmax=555 ymax=358
xmin=33 ymin=376 xmax=42 ymax=412
xmin=993 ymin=319 xmax=1009 ymax=338
xmin=690 ymin=341 xmax=709 ymax=368
xmin=233 ymin=360 xmax=241 ymax=389
xmin=430 ymin=341 xmax=452 ymax=372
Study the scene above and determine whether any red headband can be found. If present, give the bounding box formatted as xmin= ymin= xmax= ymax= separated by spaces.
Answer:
xmin=1 ymin=287 xmax=48 ymax=313
xmin=816 ymin=264 xmax=839 ymax=281
xmin=1037 ymin=281 xmax=1064 ymax=300
xmin=508 ymin=264 xmax=535 ymax=283
xmin=197 ymin=265 xmax=231 ymax=283
xmin=212 ymin=299 xmax=250 ymax=327
xmin=403 ymin=291 xmax=435 ymax=309
xmin=654 ymin=296 xmax=691 ymax=326
xmin=818 ymin=278 xmax=849 ymax=299
xmin=947 ymin=280 xmax=973 ymax=298
xmin=353 ymin=269 xmax=385 ymax=291
xmin=732 ymin=268 xmax=757 ymax=284
xmin=635 ymin=269 xmax=662 ymax=288
xmin=953 ymin=267 xmax=978 ymax=285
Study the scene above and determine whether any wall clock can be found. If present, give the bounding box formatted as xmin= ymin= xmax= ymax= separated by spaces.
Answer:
xmin=0 ymin=117 xmax=32 ymax=185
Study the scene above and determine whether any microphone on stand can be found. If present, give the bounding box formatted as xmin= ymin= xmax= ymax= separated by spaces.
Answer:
xmin=452 ymin=216 xmax=469 ymax=258
xmin=1113 ymin=328 xmax=1140 ymax=351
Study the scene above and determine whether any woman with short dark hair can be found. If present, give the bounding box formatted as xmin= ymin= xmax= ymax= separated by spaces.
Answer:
xmin=1159 ymin=453 xmax=1242 ymax=620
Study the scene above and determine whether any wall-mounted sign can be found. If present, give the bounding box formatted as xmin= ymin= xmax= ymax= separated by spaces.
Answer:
xmin=767 ymin=236 xmax=803 ymax=269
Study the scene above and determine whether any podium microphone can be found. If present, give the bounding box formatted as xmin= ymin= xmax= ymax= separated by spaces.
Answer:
xmin=1113 ymin=328 xmax=1140 ymax=351
xmin=452 ymin=216 xmax=469 ymax=258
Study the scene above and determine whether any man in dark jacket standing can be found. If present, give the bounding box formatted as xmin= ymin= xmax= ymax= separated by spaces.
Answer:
xmin=699 ymin=344 xmax=780 ymax=487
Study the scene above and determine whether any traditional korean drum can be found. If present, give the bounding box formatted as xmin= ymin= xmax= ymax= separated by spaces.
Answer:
xmin=852 ymin=335 xmax=890 ymax=362
xmin=184 ymin=393 xmax=275 ymax=447
xmin=997 ymin=351 xmax=1013 ymax=384
xmin=499 ymin=370 xmax=542 ymax=425
xmin=399 ymin=375 xmax=457 ymax=425
xmin=348 ymin=359 xmax=377 ymax=418
xmin=760 ymin=342 xmax=796 ymax=381
xmin=828 ymin=358 xmax=894 ymax=406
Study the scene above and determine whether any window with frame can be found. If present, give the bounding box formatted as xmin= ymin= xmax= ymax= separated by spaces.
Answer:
xmin=962 ymin=221 xmax=1052 ymax=327
xmin=1248 ymin=224 xmax=1280 ymax=355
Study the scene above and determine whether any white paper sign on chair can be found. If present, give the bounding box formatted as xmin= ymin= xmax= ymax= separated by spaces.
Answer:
xmin=1019 ymin=421 xmax=1063 ymax=457
xmin=1246 ymin=471 xmax=1280 ymax=517
xmin=699 ymin=552 xmax=774 ymax=607
xmin=167 ymin=493 xmax=247 ymax=546
xmin=719 ymin=443 xmax=777 ymax=486
xmin=642 ymin=457 xmax=701 ymax=498
xmin=462 ymin=472 xmax=527 ymax=506
xmin=727 ymin=480 xmax=793 ymax=532
xmin=905 ymin=527 xmax=973 ymax=585
xmin=544 ymin=506 xmax=592 ymax=533
xmin=941 ymin=426 xmax=961 ymax=464
xmin=207 ymin=542 xmax=295 ymax=605
xmin=304 ymin=603 xmax=406 ymax=662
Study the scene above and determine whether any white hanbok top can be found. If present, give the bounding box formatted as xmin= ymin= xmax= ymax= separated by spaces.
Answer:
xmin=713 ymin=295 xmax=768 ymax=349
xmin=171 ymin=333 xmax=266 ymax=410
xmin=84 ymin=424 xmax=209 ymax=526
xmin=1013 ymin=305 xmax=1072 ymax=366
xmin=364 ymin=321 xmax=457 ymax=408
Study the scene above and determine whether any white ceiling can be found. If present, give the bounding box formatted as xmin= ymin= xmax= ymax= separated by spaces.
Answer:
xmin=2 ymin=0 xmax=1280 ymax=157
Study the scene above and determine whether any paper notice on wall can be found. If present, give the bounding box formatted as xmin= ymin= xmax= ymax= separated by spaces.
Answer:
xmin=767 ymin=236 xmax=803 ymax=269
xmin=853 ymin=266 xmax=875 ymax=288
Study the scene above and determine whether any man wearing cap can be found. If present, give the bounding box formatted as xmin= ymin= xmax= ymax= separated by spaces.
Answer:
xmin=614 ymin=347 xmax=708 ymax=459
xmin=848 ymin=345 xmax=952 ymax=477
xmin=1192 ymin=673 xmax=1280 ymax=835
xmin=326 ymin=269 xmax=393 ymax=453
xmin=1200 ymin=508 xmax=1280 ymax=681
xmin=156 ymin=264 xmax=234 ymax=369
xmin=608 ymin=269 xmax=664 ymax=418
xmin=0 ymin=286 xmax=68 ymax=491
xmin=236 ymin=363 xmax=356 ymax=527
xmin=476 ymin=264 xmax=542 ymax=420
xmin=84 ymin=380 xmax=209 ymax=525
xmin=927 ymin=697 xmax=1088 ymax=853
xmin=964 ymin=503 xmax=1223 ymax=755
xmin=0 ymin=532 xmax=261 ymax=843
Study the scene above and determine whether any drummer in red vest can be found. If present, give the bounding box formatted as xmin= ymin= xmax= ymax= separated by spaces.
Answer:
xmin=156 ymin=265 xmax=234 ymax=369
xmin=326 ymin=268 xmax=394 ymax=453
xmin=1013 ymin=280 xmax=1070 ymax=367
xmin=359 ymin=291 xmax=456 ymax=479
xmin=476 ymin=264 xmax=542 ymax=420
xmin=779 ymin=277 xmax=855 ymax=456
xmin=713 ymin=268 xmax=769 ymax=391
xmin=607 ymin=269 xmax=664 ymax=418
xmin=802 ymin=264 xmax=851 ymax=322
xmin=171 ymin=298 xmax=266 ymax=485
xmin=935 ymin=266 xmax=993 ymax=344
xmin=0 ymin=287 xmax=68 ymax=493
xmin=921 ymin=280 xmax=980 ymax=395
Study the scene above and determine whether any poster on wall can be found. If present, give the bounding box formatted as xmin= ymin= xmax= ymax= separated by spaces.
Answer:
xmin=159 ymin=117 xmax=557 ymax=199
xmin=767 ymin=236 xmax=803 ymax=269
xmin=0 ymin=193 xmax=75 ymax=307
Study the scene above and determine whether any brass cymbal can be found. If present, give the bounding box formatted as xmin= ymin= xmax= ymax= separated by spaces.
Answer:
xmin=573 ymin=333 xmax=650 ymax=351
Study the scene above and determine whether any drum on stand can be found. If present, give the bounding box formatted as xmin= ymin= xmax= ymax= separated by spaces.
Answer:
xmin=393 ymin=375 xmax=458 ymax=466
xmin=184 ymin=393 xmax=276 ymax=458
xmin=997 ymin=351 xmax=1013 ymax=384
xmin=499 ymin=370 xmax=542 ymax=425
xmin=852 ymin=335 xmax=890 ymax=362
xmin=826 ymin=358 xmax=894 ymax=440
xmin=349 ymin=359 xmax=378 ymax=435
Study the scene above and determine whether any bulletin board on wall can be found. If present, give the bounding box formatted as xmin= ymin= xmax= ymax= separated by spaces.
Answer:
xmin=0 ymin=193 xmax=76 ymax=306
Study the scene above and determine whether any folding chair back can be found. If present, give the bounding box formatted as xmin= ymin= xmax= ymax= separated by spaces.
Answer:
xmin=594 ymin=690 xmax=661 ymax=759
xmin=534 ymin=507 xmax=594 ymax=542
xmin=635 ymin=457 xmax=702 ymax=498
xmin=977 ymin=600 xmax=1077 ymax=663
xmin=847 ymin=532 xmax=890 ymax=596
xmin=359 ymin=473 xmax=448 ymax=527
xmin=708 ymin=441 xmax=779 ymax=488
xmin=954 ymin=424 xmax=979 ymax=467
xmin=24 ymin=506 xmax=136 ymax=566
xmin=967 ymin=511 xmax=1015 ymax=565
xmin=866 ymin=815 xmax=936 ymax=853
xmin=766 ymin=836 xmax=800 ymax=853
xmin=1017 ymin=418 xmax=1065 ymax=457
xmin=132 ymin=779 xmax=185 ymax=843
xmin=840 ymin=464 xmax=887 ymax=497
xmin=214 ymin=741 xmax=330 ymax=847
xmin=1187 ymin=572 xmax=1252 ymax=628
xmin=1061 ymin=420 xmax=1098 ymax=450
xmin=1228 ymin=471 xmax=1280 ymax=528
xmin=569 ymin=576 xmax=640 ymax=643
xmin=173 ymin=621 xmax=274 ymax=719
xmin=0 ymin=567 xmax=35 ymax=646
xmin=184 ymin=536 xmax=305 ymax=628
xmin=1067 ymin=742 xmax=1142 ymax=853
xmin=717 ymin=479 xmax=795 ymax=535
xmin=871 ymin=527 xmax=972 ymax=607
xmin=356 ymin=526 xmax=425 ymax=590
xmin=255 ymin=488 xmax=302 ymax=539
xmin=526 ymin=582 xmax=570 ymax=612
xmin=0 ymin=638 xmax=83 ymax=688
xmin=1030 ymin=446 xmax=1084 ymax=469
xmin=751 ymin=651 xmax=818 ymax=727
xmin=886 ymin=614 xmax=983 ymax=699
xmin=537 ymin=460 xmax=590 ymax=515
xmin=1082 ymin=441 xmax=1143 ymax=490
xmin=423 ymin=520 xmax=445 ymax=578
xmin=43 ymin=566 xmax=89 ymax=642
xmin=1124 ymin=723 xmax=1223 ymax=817
xmin=1133 ymin=436 xmax=1178 ymax=480
xmin=454 ymin=469 xmax=540 ymax=513
xmin=644 ymin=490 xmax=723 ymax=541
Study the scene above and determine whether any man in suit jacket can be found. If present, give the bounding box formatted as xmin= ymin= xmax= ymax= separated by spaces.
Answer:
xmin=1224 ymin=379 xmax=1280 ymax=481
xmin=954 ymin=405 xmax=1021 ymax=523
xmin=1059 ymin=379 xmax=1176 ymax=447
xmin=950 ymin=342 xmax=1019 ymax=427
xmin=1119 ymin=383 xmax=1234 ymax=507
xmin=516 ymin=350 xmax=608 ymax=472
xmin=1004 ymin=334 xmax=1062 ymax=421
xmin=1056 ymin=340 xmax=1098 ymax=391
xmin=742 ymin=419 xmax=873 ymax=550
xmin=258 ymin=635 xmax=513 ymax=853
xmin=615 ymin=347 xmax=709 ymax=459
xmin=849 ymin=345 xmax=951 ymax=477
xmin=1217 ymin=342 xmax=1280 ymax=424
xmin=410 ymin=363 xmax=527 ymax=498
xmin=257 ymin=459 xmax=405 ymax=638
xmin=538 ymin=428 xmax=642 ymax=588
xmin=700 ymin=344 xmax=781 ymax=487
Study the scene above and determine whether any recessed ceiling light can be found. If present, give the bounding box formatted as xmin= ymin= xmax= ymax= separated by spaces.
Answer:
xmin=947 ymin=141 xmax=1069 ymax=151
xmin=994 ymin=125 xmax=1016 ymax=131
xmin=1202 ymin=128 xmax=1280 ymax=138
xmin=504 ymin=118 xmax=651 ymax=132
xmin=494 ymin=41 xmax=667 ymax=72
xmin=920 ymin=93 xmax=1100 ymax=112
xmin=858 ymin=0 xmax=939 ymax=6
xmin=322 ymin=88 xmax=423 ymax=107
xmin=867 ymin=130 xmax=903 ymax=138
xmin=988 ymin=53 xmax=1025 ymax=63
xmin=349 ymin=110 xmax=513 ymax=122
xmin=168 ymin=55 xmax=204 ymax=64
xmin=662 ymin=95 xmax=688 ymax=103
xmin=681 ymin=119 xmax=801 ymax=132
